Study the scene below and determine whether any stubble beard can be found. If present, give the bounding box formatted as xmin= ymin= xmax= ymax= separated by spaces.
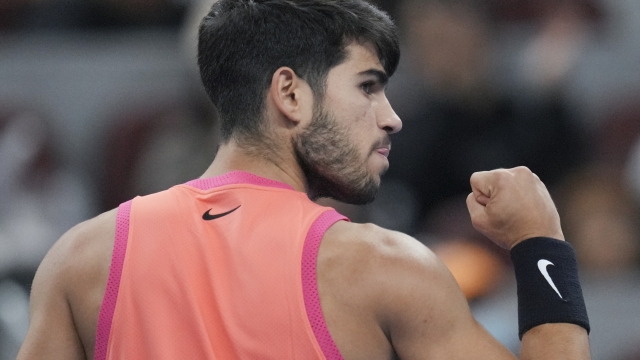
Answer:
xmin=293 ymin=104 xmax=382 ymax=205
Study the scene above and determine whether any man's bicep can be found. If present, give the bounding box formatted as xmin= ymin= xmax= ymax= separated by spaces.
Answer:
xmin=386 ymin=248 xmax=516 ymax=360
xmin=17 ymin=236 xmax=86 ymax=360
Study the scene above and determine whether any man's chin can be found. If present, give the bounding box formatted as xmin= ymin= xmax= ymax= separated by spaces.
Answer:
xmin=329 ymin=181 xmax=380 ymax=205
xmin=379 ymin=165 xmax=389 ymax=178
xmin=308 ymin=178 xmax=379 ymax=205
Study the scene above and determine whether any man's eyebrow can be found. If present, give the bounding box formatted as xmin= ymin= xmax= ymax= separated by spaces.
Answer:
xmin=358 ymin=69 xmax=389 ymax=86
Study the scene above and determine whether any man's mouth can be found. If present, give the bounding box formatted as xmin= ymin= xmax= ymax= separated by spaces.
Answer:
xmin=375 ymin=147 xmax=390 ymax=158
xmin=373 ymin=137 xmax=392 ymax=158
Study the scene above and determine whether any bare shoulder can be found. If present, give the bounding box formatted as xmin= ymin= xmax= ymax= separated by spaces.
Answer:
xmin=321 ymin=221 xmax=427 ymax=260
xmin=318 ymin=221 xmax=509 ymax=359
xmin=37 ymin=208 xmax=116 ymax=297
xmin=319 ymin=221 xmax=460 ymax=308
xmin=19 ymin=209 xmax=117 ymax=359
xmin=48 ymin=208 xmax=117 ymax=351
xmin=318 ymin=221 xmax=452 ymax=358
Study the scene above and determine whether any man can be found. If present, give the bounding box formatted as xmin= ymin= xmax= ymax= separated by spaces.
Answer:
xmin=18 ymin=0 xmax=591 ymax=359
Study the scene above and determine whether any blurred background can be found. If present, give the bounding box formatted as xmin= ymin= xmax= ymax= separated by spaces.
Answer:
xmin=0 ymin=0 xmax=639 ymax=358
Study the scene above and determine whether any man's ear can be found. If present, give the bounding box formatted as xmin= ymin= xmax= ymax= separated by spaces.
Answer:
xmin=268 ymin=67 xmax=313 ymax=126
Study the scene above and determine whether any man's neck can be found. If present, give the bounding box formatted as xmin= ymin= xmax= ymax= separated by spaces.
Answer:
xmin=200 ymin=139 xmax=308 ymax=193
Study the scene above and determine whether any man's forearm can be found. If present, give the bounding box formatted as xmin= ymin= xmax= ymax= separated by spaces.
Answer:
xmin=520 ymin=323 xmax=590 ymax=360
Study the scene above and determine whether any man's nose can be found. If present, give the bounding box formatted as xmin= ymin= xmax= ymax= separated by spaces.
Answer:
xmin=378 ymin=96 xmax=402 ymax=134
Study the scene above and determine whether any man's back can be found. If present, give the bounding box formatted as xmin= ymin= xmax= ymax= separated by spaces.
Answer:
xmin=21 ymin=172 xmax=366 ymax=359
xmin=16 ymin=170 xmax=423 ymax=359
xmin=97 ymin=171 xmax=345 ymax=359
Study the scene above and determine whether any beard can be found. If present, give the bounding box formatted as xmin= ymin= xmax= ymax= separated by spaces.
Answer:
xmin=293 ymin=104 xmax=386 ymax=205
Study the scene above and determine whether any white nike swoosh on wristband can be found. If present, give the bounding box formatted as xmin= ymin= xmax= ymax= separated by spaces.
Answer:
xmin=537 ymin=259 xmax=563 ymax=299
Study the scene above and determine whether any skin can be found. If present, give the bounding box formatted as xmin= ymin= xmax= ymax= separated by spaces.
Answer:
xmin=17 ymin=43 xmax=590 ymax=359
xmin=294 ymin=104 xmax=386 ymax=204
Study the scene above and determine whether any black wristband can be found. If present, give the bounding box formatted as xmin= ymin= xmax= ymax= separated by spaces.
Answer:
xmin=511 ymin=237 xmax=590 ymax=339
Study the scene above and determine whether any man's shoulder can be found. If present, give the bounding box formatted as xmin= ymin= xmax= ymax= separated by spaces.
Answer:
xmin=319 ymin=221 xmax=454 ymax=302
xmin=37 ymin=209 xmax=117 ymax=297
xmin=317 ymin=221 xmax=468 ymax=346
xmin=58 ymin=209 xmax=117 ymax=263
xmin=322 ymin=221 xmax=440 ymax=270
xmin=22 ymin=209 xmax=119 ymax=359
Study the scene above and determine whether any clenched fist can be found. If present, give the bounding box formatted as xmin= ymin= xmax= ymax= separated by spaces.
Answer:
xmin=466 ymin=167 xmax=564 ymax=250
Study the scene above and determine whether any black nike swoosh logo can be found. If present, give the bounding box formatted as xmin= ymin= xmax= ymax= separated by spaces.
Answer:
xmin=202 ymin=205 xmax=241 ymax=221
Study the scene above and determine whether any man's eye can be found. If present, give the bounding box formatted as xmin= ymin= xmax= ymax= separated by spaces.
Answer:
xmin=361 ymin=82 xmax=375 ymax=94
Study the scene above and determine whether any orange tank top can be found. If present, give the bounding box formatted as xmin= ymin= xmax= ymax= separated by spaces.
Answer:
xmin=94 ymin=171 xmax=348 ymax=359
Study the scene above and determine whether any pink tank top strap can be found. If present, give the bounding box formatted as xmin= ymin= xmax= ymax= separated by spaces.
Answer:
xmin=94 ymin=199 xmax=133 ymax=360
xmin=302 ymin=209 xmax=348 ymax=360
